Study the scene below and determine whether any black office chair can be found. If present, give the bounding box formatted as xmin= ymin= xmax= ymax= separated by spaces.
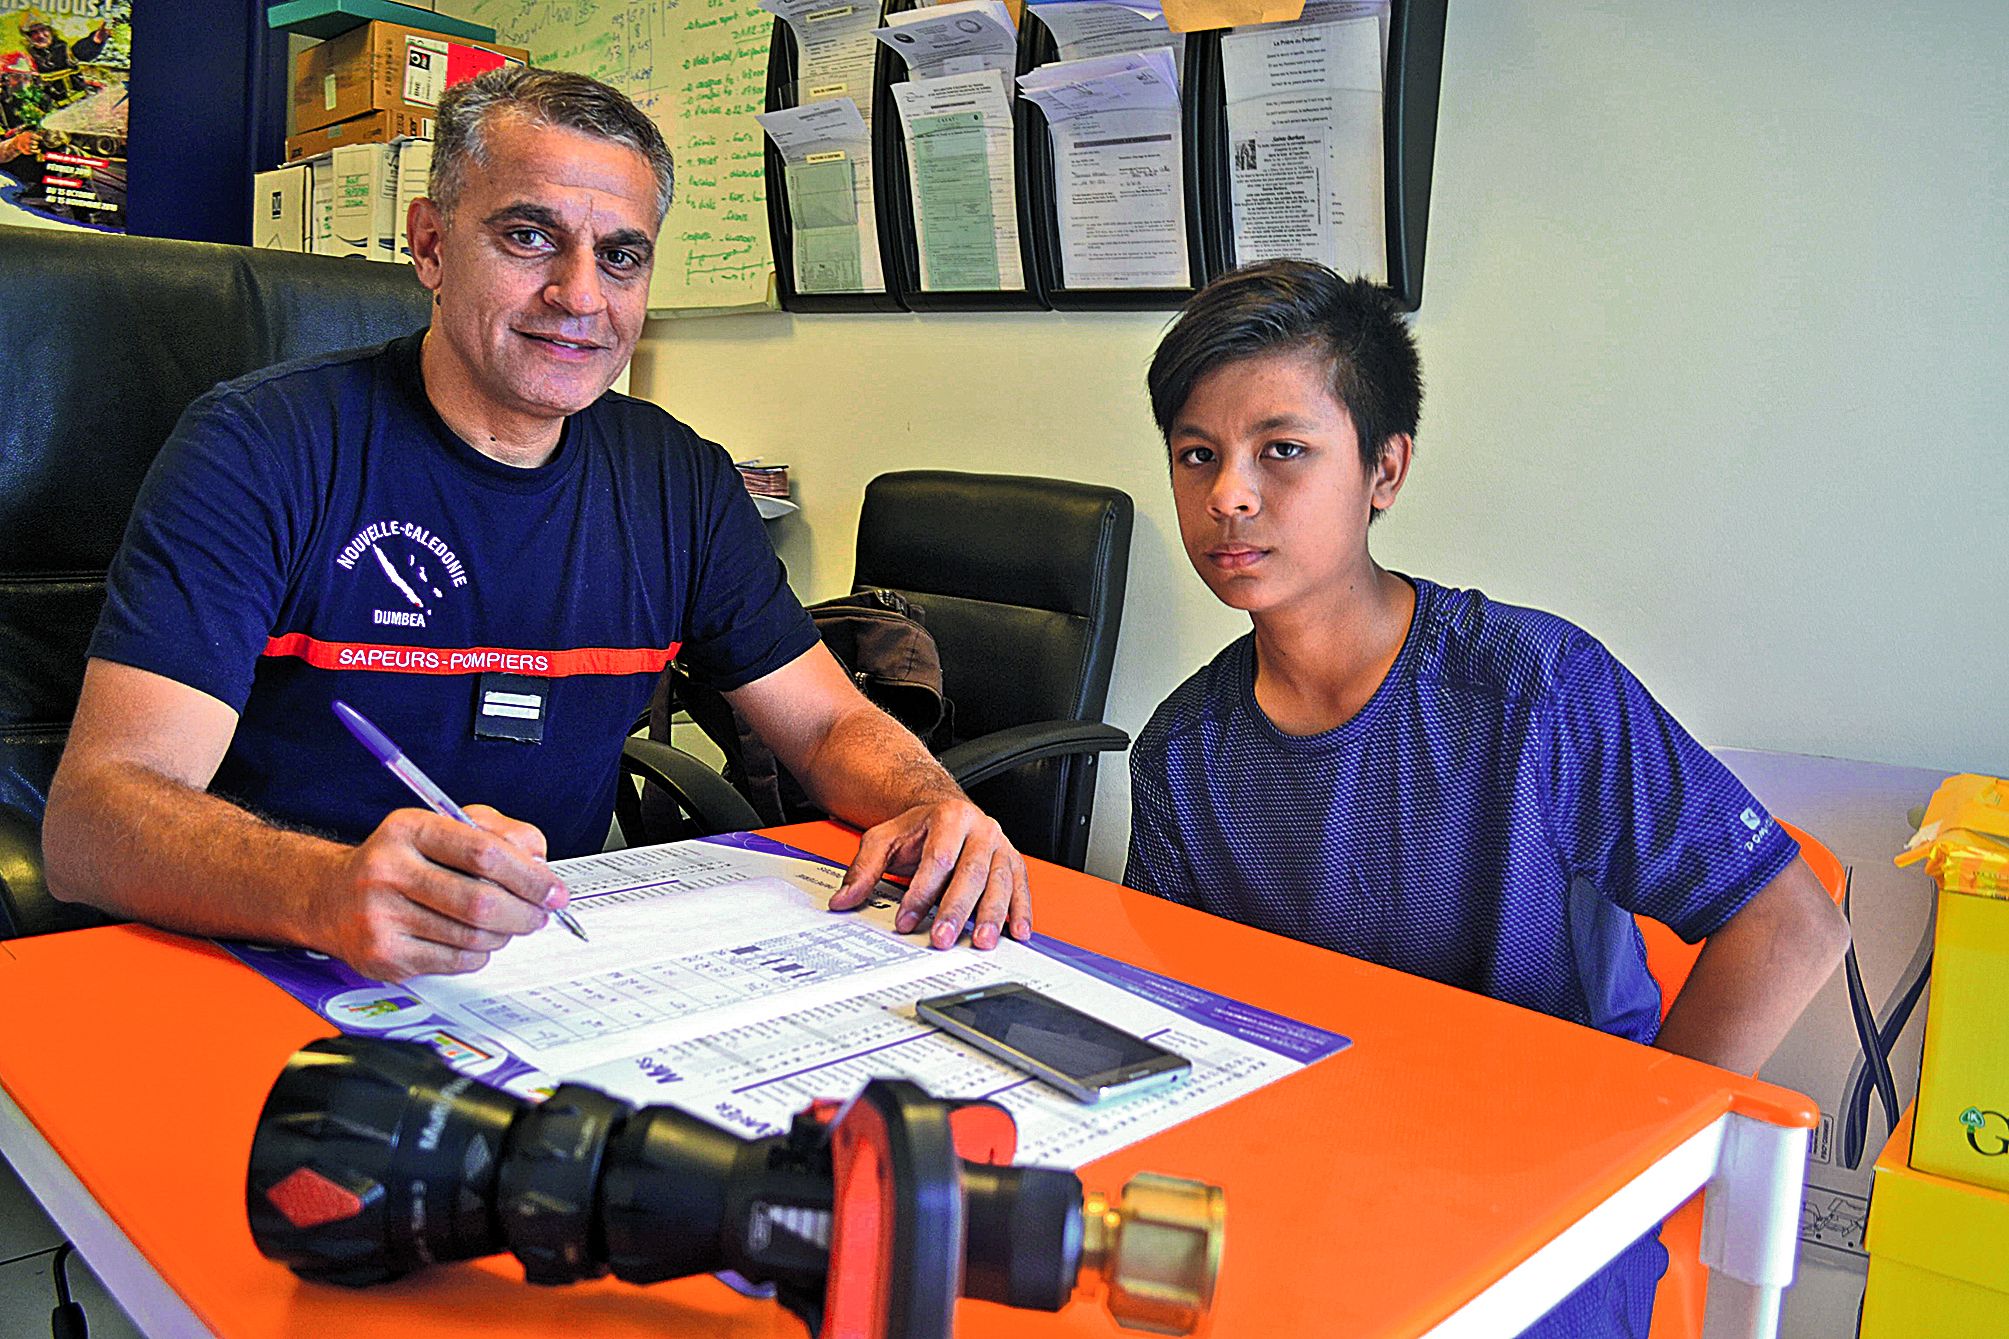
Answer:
xmin=0 ymin=230 xmax=434 ymax=939
xmin=622 ymin=470 xmax=1134 ymax=869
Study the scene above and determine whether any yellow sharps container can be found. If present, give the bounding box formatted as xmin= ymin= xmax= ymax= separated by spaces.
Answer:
xmin=1895 ymin=773 xmax=2009 ymax=1193
xmin=1862 ymin=1107 xmax=2009 ymax=1335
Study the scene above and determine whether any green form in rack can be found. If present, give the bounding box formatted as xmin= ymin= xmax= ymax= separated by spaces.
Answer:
xmin=909 ymin=111 xmax=1001 ymax=291
xmin=784 ymin=158 xmax=865 ymax=292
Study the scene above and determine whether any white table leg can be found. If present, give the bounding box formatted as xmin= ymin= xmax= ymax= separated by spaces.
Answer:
xmin=1699 ymin=1113 xmax=1809 ymax=1339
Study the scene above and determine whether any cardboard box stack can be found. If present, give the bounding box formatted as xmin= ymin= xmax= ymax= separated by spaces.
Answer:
xmin=285 ymin=108 xmax=436 ymax=164
xmin=325 ymin=142 xmax=399 ymax=261
xmin=290 ymin=19 xmax=526 ymax=142
xmin=256 ymin=10 xmax=527 ymax=260
xmin=308 ymin=154 xmax=336 ymax=254
xmin=251 ymin=164 xmax=310 ymax=252
xmin=392 ymin=139 xmax=432 ymax=263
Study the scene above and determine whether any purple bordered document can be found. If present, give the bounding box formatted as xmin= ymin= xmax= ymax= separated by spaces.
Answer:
xmin=224 ymin=832 xmax=1348 ymax=1168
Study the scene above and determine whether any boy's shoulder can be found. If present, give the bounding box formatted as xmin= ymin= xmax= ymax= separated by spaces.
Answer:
xmin=1135 ymin=634 xmax=1253 ymax=758
xmin=1135 ymin=580 xmax=1625 ymax=758
xmin=1409 ymin=577 xmax=1609 ymax=707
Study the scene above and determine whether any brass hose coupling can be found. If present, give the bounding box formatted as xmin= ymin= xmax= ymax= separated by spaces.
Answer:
xmin=1076 ymin=1173 xmax=1226 ymax=1335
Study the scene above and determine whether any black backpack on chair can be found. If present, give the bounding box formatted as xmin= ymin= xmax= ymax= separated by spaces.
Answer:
xmin=640 ymin=589 xmax=952 ymax=834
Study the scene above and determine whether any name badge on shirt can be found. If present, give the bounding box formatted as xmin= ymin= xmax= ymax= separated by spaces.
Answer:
xmin=474 ymin=673 xmax=547 ymax=744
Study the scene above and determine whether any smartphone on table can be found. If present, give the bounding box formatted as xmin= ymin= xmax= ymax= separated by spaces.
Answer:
xmin=914 ymin=982 xmax=1190 ymax=1105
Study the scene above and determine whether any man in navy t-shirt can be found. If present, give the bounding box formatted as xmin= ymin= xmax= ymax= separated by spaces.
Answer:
xmin=1125 ymin=261 xmax=1851 ymax=1336
xmin=43 ymin=68 xmax=1029 ymax=983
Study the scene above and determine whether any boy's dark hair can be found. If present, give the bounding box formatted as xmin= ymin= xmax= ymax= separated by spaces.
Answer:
xmin=1147 ymin=260 xmax=1423 ymax=476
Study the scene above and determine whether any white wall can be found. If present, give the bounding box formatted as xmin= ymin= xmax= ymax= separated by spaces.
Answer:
xmin=632 ymin=0 xmax=2008 ymax=880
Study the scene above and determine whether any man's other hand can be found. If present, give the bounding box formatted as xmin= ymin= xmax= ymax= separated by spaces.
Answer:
xmin=829 ymin=800 xmax=1030 ymax=950
xmin=316 ymin=804 xmax=569 ymax=981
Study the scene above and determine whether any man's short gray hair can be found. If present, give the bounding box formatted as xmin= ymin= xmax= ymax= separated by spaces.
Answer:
xmin=430 ymin=66 xmax=674 ymax=223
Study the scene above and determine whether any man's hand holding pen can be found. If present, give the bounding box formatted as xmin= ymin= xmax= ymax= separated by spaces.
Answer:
xmin=327 ymin=700 xmax=582 ymax=982
xmin=312 ymin=803 xmax=569 ymax=983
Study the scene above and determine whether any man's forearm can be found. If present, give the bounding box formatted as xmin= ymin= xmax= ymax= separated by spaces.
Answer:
xmin=44 ymin=761 xmax=343 ymax=946
xmin=1653 ymin=858 xmax=1851 ymax=1073
xmin=792 ymin=701 xmax=963 ymax=829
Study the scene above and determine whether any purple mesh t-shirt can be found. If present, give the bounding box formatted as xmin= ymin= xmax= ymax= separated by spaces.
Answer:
xmin=1124 ymin=575 xmax=1798 ymax=1337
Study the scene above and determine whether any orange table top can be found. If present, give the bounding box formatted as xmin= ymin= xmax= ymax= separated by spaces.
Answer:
xmin=0 ymin=822 xmax=1816 ymax=1338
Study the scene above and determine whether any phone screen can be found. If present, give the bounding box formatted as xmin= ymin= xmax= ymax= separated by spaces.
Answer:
xmin=925 ymin=987 xmax=1175 ymax=1082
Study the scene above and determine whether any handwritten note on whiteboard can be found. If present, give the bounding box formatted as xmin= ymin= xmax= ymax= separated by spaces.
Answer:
xmin=443 ymin=0 xmax=778 ymax=311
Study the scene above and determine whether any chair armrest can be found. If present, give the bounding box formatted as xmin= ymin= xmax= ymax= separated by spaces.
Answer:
xmin=938 ymin=722 xmax=1130 ymax=791
xmin=0 ymin=811 xmax=111 ymax=940
xmin=619 ymin=736 xmax=763 ymax=835
xmin=0 ymin=811 xmax=43 ymax=939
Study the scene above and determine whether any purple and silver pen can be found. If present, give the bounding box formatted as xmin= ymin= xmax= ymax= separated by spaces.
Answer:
xmin=332 ymin=699 xmax=588 ymax=942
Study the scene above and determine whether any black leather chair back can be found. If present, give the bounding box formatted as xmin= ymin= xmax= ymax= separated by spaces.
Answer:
xmin=0 ymin=230 xmax=431 ymax=929
xmin=853 ymin=471 xmax=1132 ymax=868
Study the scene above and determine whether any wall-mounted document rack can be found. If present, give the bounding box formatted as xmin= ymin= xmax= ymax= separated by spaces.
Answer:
xmin=1017 ymin=9 xmax=1213 ymax=311
xmin=874 ymin=0 xmax=1048 ymax=311
xmin=762 ymin=4 xmax=908 ymax=312
xmin=759 ymin=0 xmax=1447 ymax=315
xmin=1197 ymin=0 xmax=1445 ymax=311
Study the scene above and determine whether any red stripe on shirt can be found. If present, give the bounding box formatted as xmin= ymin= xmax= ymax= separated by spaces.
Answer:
xmin=261 ymin=633 xmax=681 ymax=677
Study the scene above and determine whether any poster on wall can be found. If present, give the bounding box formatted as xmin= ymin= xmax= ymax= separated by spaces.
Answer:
xmin=0 ymin=2 xmax=131 ymax=232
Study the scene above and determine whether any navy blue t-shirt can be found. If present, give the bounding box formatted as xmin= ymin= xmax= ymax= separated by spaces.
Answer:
xmin=91 ymin=332 xmax=818 ymax=859
xmin=1125 ymin=576 xmax=1799 ymax=1337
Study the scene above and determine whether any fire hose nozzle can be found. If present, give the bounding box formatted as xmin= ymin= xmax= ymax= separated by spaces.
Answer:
xmin=1077 ymin=1173 xmax=1225 ymax=1335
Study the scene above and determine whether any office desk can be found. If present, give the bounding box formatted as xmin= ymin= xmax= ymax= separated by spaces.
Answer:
xmin=0 ymin=822 xmax=1815 ymax=1338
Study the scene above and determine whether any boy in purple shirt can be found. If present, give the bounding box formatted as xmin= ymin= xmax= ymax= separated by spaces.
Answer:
xmin=1125 ymin=261 xmax=1848 ymax=1336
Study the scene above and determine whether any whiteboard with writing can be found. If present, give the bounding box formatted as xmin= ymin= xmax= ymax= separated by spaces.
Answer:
xmin=442 ymin=0 xmax=777 ymax=310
